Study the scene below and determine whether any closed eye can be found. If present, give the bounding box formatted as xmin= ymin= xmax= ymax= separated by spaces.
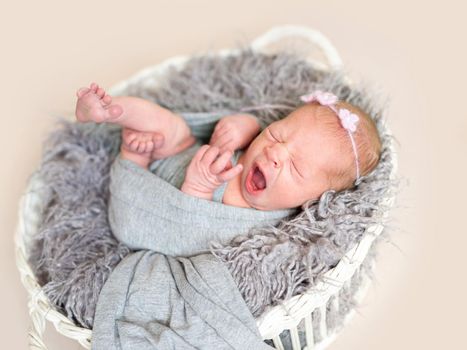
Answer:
xmin=267 ymin=128 xmax=279 ymax=142
xmin=291 ymin=160 xmax=303 ymax=178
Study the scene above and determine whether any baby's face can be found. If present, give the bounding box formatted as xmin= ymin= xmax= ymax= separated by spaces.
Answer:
xmin=240 ymin=106 xmax=342 ymax=210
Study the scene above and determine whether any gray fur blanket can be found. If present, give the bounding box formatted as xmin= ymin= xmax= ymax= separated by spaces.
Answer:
xmin=30 ymin=49 xmax=396 ymax=329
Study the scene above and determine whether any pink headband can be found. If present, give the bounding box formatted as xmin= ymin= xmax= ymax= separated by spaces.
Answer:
xmin=300 ymin=91 xmax=361 ymax=186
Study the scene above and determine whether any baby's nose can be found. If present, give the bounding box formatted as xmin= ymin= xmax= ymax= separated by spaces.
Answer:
xmin=265 ymin=143 xmax=288 ymax=168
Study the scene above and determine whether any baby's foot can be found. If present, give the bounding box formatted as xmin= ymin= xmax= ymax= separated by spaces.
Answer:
xmin=122 ymin=128 xmax=165 ymax=155
xmin=75 ymin=82 xmax=123 ymax=123
xmin=119 ymin=144 xmax=152 ymax=169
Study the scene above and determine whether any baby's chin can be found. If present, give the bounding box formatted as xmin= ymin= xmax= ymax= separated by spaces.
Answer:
xmin=240 ymin=184 xmax=279 ymax=211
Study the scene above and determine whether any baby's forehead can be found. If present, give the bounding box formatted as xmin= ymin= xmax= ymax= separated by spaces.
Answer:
xmin=273 ymin=108 xmax=342 ymax=163
xmin=274 ymin=107 xmax=335 ymax=137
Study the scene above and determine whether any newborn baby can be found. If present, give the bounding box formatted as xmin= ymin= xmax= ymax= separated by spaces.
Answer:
xmin=75 ymin=83 xmax=381 ymax=210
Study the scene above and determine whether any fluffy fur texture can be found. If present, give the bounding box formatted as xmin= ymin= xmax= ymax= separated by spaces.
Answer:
xmin=29 ymin=50 xmax=397 ymax=329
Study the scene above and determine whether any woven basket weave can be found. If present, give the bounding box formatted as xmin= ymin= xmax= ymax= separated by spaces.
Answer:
xmin=15 ymin=26 xmax=398 ymax=350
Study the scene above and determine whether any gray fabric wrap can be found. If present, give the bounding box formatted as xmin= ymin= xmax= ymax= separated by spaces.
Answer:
xmin=91 ymin=250 xmax=272 ymax=350
xmin=108 ymin=157 xmax=295 ymax=257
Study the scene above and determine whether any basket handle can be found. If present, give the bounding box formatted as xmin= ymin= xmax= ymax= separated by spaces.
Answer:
xmin=251 ymin=25 xmax=343 ymax=69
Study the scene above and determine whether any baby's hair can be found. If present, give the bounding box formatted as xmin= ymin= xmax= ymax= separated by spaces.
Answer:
xmin=315 ymin=102 xmax=382 ymax=192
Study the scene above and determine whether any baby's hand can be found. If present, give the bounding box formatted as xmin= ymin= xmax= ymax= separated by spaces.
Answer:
xmin=181 ymin=145 xmax=243 ymax=200
xmin=209 ymin=114 xmax=261 ymax=152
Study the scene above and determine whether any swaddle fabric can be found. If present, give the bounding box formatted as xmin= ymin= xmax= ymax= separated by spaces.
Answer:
xmin=92 ymin=251 xmax=273 ymax=350
xmin=109 ymin=157 xmax=296 ymax=256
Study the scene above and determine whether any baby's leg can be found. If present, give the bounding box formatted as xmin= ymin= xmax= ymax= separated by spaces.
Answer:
xmin=75 ymin=83 xmax=195 ymax=159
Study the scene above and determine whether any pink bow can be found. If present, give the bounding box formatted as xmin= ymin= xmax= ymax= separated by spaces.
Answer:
xmin=300 ymin=91 xmax=359 ymax=133
xmin=338 ymin=108 xmax=359 ymax=133
xmin=300 ymin=90 xmax=338 ymax=105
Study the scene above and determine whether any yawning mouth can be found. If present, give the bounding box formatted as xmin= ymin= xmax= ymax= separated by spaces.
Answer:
xmin=246 ymin=164 xmax=267 ymax=194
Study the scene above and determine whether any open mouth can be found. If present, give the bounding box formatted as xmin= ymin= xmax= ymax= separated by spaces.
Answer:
xmin=246 ymin=164 xmax=267 ymax=194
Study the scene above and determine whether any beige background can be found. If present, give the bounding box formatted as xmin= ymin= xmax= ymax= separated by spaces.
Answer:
xmin=1 ymin=0 xmax=465 ymax=348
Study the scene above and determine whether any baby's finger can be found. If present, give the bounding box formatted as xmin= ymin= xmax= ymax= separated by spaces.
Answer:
xmin=200 ymin=145 xmax=220 ymax=165
xmin=210 ymin=128 xmax=230 ymax=145
xmin=209 ymin=133 xmax=219 ymax=146
xmin=217 ymin=164 xmax=243 ymax=182
xmin=216 ymin=127 xmax=231 ymax=139
xmin=223 ymin=159 xmax=233 ymax=170
xmin=210 ymin=150 xmax=233 ymax=174
xmin=192 ymin=144 xmax=210 ymax=161
xmin=209 ymin=137 xmax=224 ymax=150
xmin=217 ymin=138 xmax=234 ymax=152
xmin=213 ymin=121 xmax=227 ymax=132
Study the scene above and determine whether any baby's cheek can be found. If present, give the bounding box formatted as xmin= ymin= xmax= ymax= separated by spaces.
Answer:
xmin=292 ymin=179 xmax=318 ymax=203
xmin=273 ymin=183 xmax=301 ymax=206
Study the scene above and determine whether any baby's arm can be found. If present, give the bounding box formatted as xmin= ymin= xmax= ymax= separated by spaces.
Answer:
xmin=181 ymin=145 xmax=243 ymax=201
xmin=209 ymin=114 xmax=261 ymax=152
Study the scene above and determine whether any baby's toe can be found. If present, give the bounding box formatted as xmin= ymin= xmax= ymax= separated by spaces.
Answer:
xmin=152 ymin=134 xmax=165 ymax=148
xmin=123 ymin=132 xmax=136 ymax=145
xmin=136 ymin=142 xmax=146 ymax=153
xmin=146 ymin=141 xmax=154 ymax=152
xmin=127 ymin=132 xmax=137 ymax=143
xmin=96 ymin=87 xmax=105 ymax=98
xmin=76 ymin=87 xmax=90 ymax=98
xmin=102 ymin=94 xmax=112 ymax=105
xmin=129 ymin=139 xmax=139 ymax=152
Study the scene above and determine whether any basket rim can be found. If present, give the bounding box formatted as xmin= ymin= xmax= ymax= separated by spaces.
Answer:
xmin=14 ymin=25 xmax=398 ymax=349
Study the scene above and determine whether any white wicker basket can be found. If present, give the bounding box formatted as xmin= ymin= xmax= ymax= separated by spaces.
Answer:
xmin=15 ymin=26 xmax=398 ymax=350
